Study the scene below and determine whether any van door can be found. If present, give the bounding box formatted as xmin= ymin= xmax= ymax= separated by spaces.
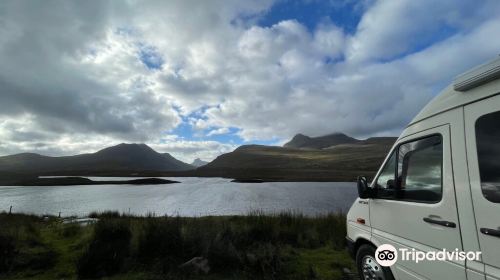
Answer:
xmin=370 ymin=123 xmax=465 ymax=279
xmin=465 ymin=94 xmax=500 ymax=280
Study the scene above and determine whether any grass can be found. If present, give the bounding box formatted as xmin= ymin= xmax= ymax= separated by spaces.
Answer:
xmin=0 ymin=211 xmax=355 ymax=279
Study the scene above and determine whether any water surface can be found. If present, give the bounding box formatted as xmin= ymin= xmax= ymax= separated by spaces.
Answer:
xmin=0 ymin=177 xmax=357 ymax=217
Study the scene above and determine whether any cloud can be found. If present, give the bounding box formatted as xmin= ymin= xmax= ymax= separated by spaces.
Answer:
xmin=1 ymin=0 xmax=500 ymax=160
xmin=150 ymin=140 xmax=237 ymax=163
xmin=207 ymin=127 xmax=231 ymax=137
xmin=0 ymin=1 xmax=181 ymax=142
xmin=345 ymin=0 xmax=500 ymax=63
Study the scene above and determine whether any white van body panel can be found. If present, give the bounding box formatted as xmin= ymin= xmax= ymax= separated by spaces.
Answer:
xmin=346 ymin=198 xmax=371 ymax=244
xmin=370 ymin=118 xmax=465 ymax=280
xmin=464 ymin=94 xmax=500 ymax=280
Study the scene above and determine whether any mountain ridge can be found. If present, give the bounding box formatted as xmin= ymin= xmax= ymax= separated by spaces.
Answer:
xmin=198 ymin=132 xmax=397 ymax=181
xmin=0 ymin=132 xmax=398 ymax=182
xmin=283 ymin=132 xmax=382 ymax=149
xmin=0 ymin=143 xmax=194 ymax=175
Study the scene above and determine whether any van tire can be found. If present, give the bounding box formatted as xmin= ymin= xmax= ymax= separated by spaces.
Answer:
xmin=356 ymin=244 xmax=395 ymax=280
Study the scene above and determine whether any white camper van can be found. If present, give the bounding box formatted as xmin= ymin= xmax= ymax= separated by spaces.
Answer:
xmin=346 ymin=57 xmax=500 ymax=280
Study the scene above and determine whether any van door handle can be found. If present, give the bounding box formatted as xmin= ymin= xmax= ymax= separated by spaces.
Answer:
xmin=423 ymin=217 xmax=456 ymax=228
xmin=480 ymin=228 xmax=500 ymax=238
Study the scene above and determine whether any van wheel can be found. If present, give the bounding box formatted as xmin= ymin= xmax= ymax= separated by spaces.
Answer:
xmin=356 ymin=244 xmax=394 ymax=280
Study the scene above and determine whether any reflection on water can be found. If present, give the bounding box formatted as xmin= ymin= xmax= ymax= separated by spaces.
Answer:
xmin=0 ymin=177 xmax=357 ymax=217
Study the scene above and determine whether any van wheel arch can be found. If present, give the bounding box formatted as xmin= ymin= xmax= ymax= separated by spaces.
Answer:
xmin=354 ymin=238 xmax=372 ymax=254
xmin=354 ymin=240 xmax=395 ymax=280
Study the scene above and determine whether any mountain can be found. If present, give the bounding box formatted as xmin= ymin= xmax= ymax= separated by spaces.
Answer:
xmin=283 ymin=132 xmax=360 ymax=149
xmin=0 ymin=143 xmax=194 ymax=175
xmin=191 ymin=158 xmax=209 ymax=167
xmin=197 ymin=133 xmax=397 ymax=181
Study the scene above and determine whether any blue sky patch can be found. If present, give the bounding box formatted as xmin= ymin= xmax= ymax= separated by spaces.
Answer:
xmin=379 ymin=24 xmax=459 ymax=63
xmin=138 ymin=44 xmax=164 ymax=70
xmin=258 ymin=0 xmax=365 ymax=33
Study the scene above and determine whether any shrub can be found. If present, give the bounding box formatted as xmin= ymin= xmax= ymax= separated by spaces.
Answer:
xmin=88 ymin=210 xmax=121 ymax=219
xmin=245 ymin=217 xmax=278 ymax=245
xmin=136 ymin=218 xmax=183 ymax=266
xmin=76 ymin=219 xmax=131 ymax=278
xmin=0 ymin=233 xmax=16 ymax=273
xmin=59 ymin=223 xmax=81 ymax=238
xmin=12 ymin=246 xmax=58 ymax=271
xmin=244 ymin=243 xmax=282 ymax=278
xmin=207 ymin=226 xmax=242 ymax=271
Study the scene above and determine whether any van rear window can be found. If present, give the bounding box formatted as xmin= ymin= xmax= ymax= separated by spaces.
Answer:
xmin=476 ymin=110 xmax=500 ymax=203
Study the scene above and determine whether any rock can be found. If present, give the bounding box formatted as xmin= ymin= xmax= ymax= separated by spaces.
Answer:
xmin=179 ymin=257 xmax=210 ymax=274
xmin=341 ymin=267 xmax=360 ymax=280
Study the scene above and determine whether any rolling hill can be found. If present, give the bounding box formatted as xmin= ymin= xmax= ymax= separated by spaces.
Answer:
xmin=0 ymin=133 xmax=397 ymax=182
xmin=0 ymin=143 xmax=194 ymax=175
xmin=197 ymin=133 xmax=397 ymax=181
xmin=283 ymin=132 xmax=360 ymax=149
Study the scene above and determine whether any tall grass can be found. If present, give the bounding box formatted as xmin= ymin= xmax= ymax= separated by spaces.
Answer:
xmin=78 ymin=211 xmax=347 ymax=277
xmin=1 ymin=211 xmax=350 ymax=279
xmin=0 ymin=212 xmax=58 ymax=275
xmin=76 ymin=219 xmax=131 ymax=278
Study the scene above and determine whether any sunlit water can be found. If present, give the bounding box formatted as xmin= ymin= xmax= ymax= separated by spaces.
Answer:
xmin=0 ymin=177 xmax=357 ymax=217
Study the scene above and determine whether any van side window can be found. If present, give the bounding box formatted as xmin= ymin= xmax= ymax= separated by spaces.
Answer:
xmin=374 ymin=135 xmax=443 ymax=202
xmin=475 ymin=111 xmax=500 ymax=203
xmin=375 ymin=152 xmax=396 ymax=199
xmin=397 ymin=135 xmax=442 ymax=203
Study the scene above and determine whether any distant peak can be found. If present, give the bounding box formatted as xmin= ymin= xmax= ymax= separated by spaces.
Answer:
xmin=95 ymin=143 xmax=156 ymax=155
xmin=284 ymin=132 xmax=358 ymax=149
xmin=191 ymin=158 xmax=209 ymax=167
xmin=323 ymin=132 xmax=347 ymax=137
xmin=116 ymin=143 xmax=148 ymax=147
xmin=292 ymin=133 xmax=310 ymax=139
xmin=17 ymin=152 xmax=43 ymax=156
xmin=283 ymin=134 xmax=311 ymax=148
xmin=234 ymin=144 xmax=266 ymax=151
xmin=2 ymin=152 xmax=45 ymax=159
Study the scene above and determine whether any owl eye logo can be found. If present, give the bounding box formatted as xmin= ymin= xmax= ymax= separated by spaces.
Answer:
xmin=377 ymin=250 xmax=395 ymax=260
xmin=375 ymin=244 xmax=398 ymax=266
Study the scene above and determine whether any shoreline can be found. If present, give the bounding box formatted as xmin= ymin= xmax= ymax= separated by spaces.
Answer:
xmin=0 ymin=176 xmax=179 ymax=186
xmin=0 ymin=173 xmax=361 ymax=186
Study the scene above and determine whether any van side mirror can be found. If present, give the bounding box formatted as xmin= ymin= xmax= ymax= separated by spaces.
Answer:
xmin=357 ymin=176 xmax=373 ymax=199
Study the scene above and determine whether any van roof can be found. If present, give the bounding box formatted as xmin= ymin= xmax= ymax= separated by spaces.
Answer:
xmin=409 ymin=56 xmax=500 ymax=126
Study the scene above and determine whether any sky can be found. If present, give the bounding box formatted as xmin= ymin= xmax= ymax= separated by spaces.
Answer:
xmin=1 ymin=0 xmax=500 ymax=163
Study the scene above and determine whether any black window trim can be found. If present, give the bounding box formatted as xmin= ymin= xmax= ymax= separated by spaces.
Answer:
xmin=475 ymin=110 xmax=500 ymax=203
xmin=373 ymin=133 xmax=444 ymax=204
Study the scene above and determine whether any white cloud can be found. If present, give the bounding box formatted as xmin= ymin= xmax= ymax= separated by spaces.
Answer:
xmin=345 ymin=0 xmax=500 ymax=63
xmin=206 ymin=127 xmax=231 ymax=137
xmin=150 ymin=140 xmax=237 ymax=163
xmin=1 ymin=0 xmax=500 ymax=161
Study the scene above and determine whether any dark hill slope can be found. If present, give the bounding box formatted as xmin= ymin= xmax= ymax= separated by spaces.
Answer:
xmin=197 ymin=135 xmax=396 ymax=181
xmin=0 ymin=143 xmax=194 ymax=175
xmin=283 ymin=133 xmax=360 ymax=149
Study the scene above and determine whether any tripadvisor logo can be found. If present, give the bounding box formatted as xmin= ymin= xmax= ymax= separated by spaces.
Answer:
xmin=375 ymin=244 xmax=482 ymax=267
xmin=375 ymin=244 xmax=397 ymax=266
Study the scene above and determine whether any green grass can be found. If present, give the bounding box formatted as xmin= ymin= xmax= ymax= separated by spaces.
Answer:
xmin=281 ymin=247 xmax=355 ymax=280
xmin=0 ymin=211 xmax=355 ymax=279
